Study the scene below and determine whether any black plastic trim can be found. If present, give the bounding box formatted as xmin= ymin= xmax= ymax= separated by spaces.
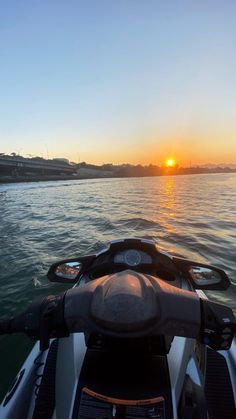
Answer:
xmin=3 ymin=369 xmax=25 ymax=406
xmin=173 ymin=257 xmax=230 ymax=290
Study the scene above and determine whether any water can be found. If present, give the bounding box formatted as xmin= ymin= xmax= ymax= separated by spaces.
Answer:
xmin=0 ymin=173 xmax=236 ymax=398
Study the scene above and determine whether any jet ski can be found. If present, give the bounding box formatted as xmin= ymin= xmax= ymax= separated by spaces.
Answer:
xmin=0 ymin=238 xmax=235 ymax=419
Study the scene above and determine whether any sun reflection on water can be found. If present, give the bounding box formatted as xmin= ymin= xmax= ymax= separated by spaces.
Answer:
xmin=159 ymin=177 xmax=177 ymax=236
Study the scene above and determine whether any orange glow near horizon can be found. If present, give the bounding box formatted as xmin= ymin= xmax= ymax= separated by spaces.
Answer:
xmin=52 ymin=135 xmax=236 ymax=167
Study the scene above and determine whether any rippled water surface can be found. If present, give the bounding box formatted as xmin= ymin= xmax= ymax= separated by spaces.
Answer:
xmin=0 ymin=173 xmax=236 ymax=397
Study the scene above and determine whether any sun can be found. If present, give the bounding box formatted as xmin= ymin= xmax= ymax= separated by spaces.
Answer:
xmin=165 ymin=158 xmax=176 ymax=168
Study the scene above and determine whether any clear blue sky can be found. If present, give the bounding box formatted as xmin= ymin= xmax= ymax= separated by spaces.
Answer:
xmin=0 ymin=1 xmax=236 ymax=165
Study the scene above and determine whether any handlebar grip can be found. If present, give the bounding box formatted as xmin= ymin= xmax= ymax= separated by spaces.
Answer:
xmin=0 ymin=294 xmax=69 ymax=350
xmin=0 ymin=297 xmax=45 ymax=336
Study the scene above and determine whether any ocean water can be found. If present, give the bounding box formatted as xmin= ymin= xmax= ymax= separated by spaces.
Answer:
xmin=0 ymin=173 xmax=236 ymax=398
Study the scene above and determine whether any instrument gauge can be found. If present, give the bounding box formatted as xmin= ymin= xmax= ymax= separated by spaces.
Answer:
xmin=124 ymin=249 xmax=142 ymax=266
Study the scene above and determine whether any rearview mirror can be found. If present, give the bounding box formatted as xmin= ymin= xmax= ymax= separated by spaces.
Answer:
xmin=173 ymin=258 xmax=230 ymax=290
xmin=55 ymin=261 xmax=82 ymax=280
xmin=47 ymin=255 xmax=96 ymax=283
xmin=188 ymin=266 xmax=223 ymax=286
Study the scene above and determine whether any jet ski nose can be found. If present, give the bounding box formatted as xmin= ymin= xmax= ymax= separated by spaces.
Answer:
xmin=90 ymin=270 xmax=160 ymax=332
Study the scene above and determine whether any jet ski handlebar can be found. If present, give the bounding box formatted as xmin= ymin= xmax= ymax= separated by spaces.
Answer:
xmin=0 ymin=271 xmax=235 ymax=352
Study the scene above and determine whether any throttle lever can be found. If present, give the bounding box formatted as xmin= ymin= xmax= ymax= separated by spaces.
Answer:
xmin=0 ymin=294 xmax=69 ymax=351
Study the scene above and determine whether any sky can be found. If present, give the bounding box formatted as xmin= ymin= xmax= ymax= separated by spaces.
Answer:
xmin=0 ymin=0 xmax=236 ymax=166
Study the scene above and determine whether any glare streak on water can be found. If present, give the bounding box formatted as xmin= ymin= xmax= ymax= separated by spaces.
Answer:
xmin=0 ymin=173 xmax=236 ymax=398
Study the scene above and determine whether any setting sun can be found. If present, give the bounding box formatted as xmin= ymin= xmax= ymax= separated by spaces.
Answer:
xmin=165 ymin=158 xmax=176 ymax=168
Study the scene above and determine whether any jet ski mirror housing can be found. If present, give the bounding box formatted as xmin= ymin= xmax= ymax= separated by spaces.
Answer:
xmin=173 ymin=258 xmax=230 ymax=290
xmin=48 ymin=260 xmax=82 ymax=283
xmin=55 ymin=262 xmax=82 ymax=281
xmin=47 ymin=255 xmax=96 ymax=283
xmin=189 ymin=266 xmax=225 ymax=286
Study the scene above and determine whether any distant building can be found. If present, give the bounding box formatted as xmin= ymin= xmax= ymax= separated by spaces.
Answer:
xmin=53 ymin=158 xmax=70 ymax=165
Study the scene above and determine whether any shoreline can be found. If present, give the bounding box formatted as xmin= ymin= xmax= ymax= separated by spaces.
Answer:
xmin=1 ymin=169 xmax=236 ymax=185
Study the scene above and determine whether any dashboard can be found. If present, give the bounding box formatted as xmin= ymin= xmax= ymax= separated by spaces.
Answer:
xmin=85 ymin=239 xmax=179 ymax=283
xmin=113 ymin=249 xmax=152 ymax=267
